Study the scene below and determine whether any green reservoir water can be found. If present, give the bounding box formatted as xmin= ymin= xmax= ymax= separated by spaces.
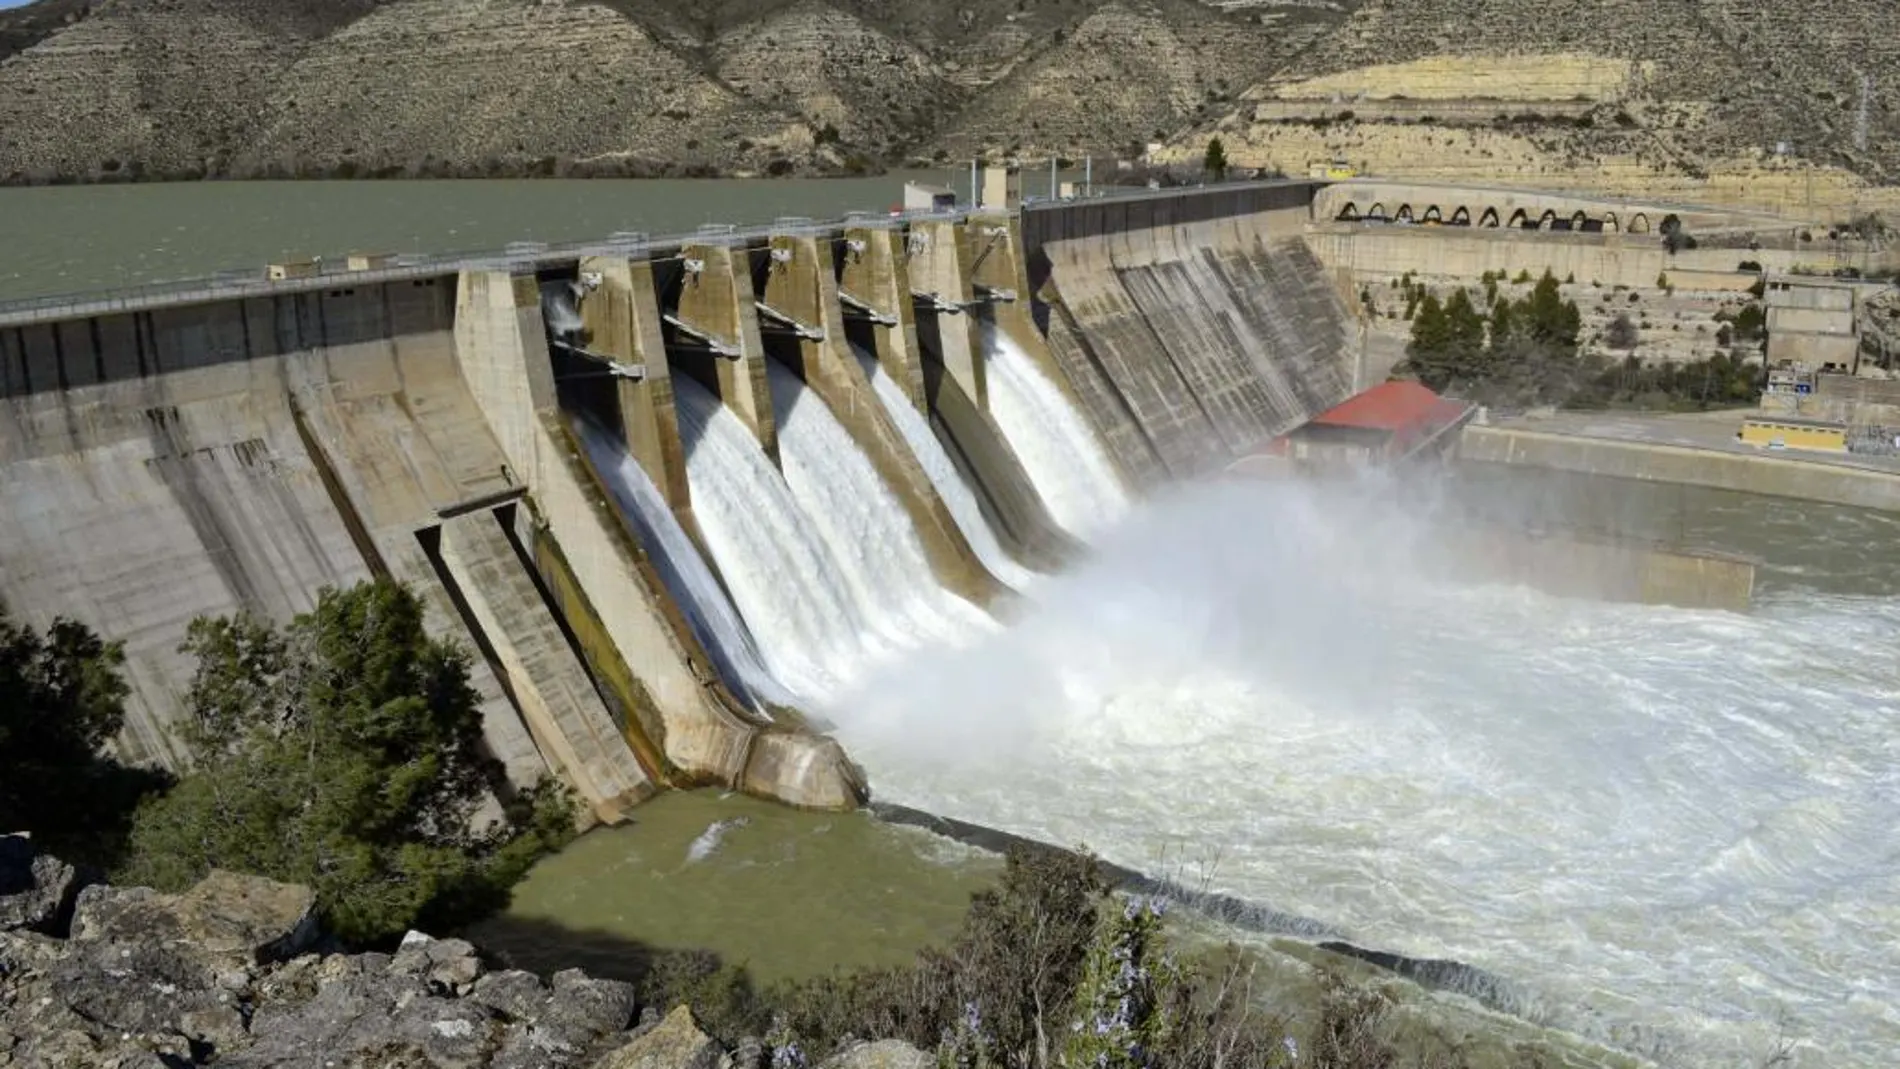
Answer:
xmin=466 ymin=790 xmax=999 ymax=986
xmin=0 ymin=173 xmax=971 ymax=302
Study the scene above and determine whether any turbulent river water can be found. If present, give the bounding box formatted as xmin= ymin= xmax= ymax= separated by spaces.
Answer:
xmin=831 ymin=470 xmax=1900 ymax=1069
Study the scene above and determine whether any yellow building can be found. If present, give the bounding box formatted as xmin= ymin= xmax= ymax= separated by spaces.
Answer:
xmin=1739 ymin=415 xmax=1848 ymax=452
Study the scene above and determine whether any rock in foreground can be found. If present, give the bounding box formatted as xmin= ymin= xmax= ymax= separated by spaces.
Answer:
xmin=0 ymin=838 xmax=925 ymax=1069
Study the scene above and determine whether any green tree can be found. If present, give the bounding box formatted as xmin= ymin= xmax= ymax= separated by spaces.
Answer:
xmin=1401 ymin=289 xmax=1490 ymax=392
xmin=0 ymin=606 xmax=168 ymax=866
xmin=1203 ymin=137 xmax=1228 ymax=180
xmin=119 ymin=580 xmax=576 ymax=944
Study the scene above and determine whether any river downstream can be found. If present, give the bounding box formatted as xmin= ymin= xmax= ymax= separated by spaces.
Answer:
xmin=489 ymin=469 xmax=1900 ymax=1069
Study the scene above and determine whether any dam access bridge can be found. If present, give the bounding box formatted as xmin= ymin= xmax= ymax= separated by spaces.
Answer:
xmin=0 ymin=175 xmax=1794 ymax=820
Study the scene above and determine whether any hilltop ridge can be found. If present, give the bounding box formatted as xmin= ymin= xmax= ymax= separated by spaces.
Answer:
xmin=1 ymin=0 xmax=1897 ymax=195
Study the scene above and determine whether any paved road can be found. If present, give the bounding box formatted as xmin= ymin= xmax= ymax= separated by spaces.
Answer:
xmin=1484 ymin=408 xmax=1900 ymax=475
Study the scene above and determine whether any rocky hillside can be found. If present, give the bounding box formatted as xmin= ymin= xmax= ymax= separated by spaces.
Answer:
xmin=1164 ymin=0 xmax=1900 ymax=211
xmin=0 ymin=0 xmax=1339 ymax=182
xmin=1 ymin=0 xmax=1897 ymax=186
xmin=0 ymin=832 xmax=924 ymax=1068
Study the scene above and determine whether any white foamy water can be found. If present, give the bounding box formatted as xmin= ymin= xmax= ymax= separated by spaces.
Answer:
xmin=765 ymin=360 xmax=995 ymax=662
xmin=981 ymin=327 xmax=1129 ymax=538
xmin=571 ymin=414 xmax=797 ymax=713
xmin=838 ymin=474 xmax=1900 ymax=1068
xmin=850 ymin=344 xmax=1040 ymax=591
xmin=671 ymin=374 xmax=871 ymax=701
xmin=685 ymin=817 xmax=751 ymax=865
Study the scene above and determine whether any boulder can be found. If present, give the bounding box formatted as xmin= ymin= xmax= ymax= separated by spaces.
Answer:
xmin=0 ymin=833 xmax=81 ymax=935
xmin=549 ymin=968 xmax=638 ymax=1035
xmin=72 ymin=869 xmax=318 ymax=969
xmin=818 ymin=1040 xmax=934 ymax=1069
xmin=468 ymin=969 xmax=549 ymax=1020
xmin=591 ymin=1005 xmax=728 ymax=1069
xmin=391 ymin=931 xmax=486 ymax=994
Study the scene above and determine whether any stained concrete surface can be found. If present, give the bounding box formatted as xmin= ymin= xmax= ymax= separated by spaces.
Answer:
xmin=436 ymin=508 xmax=654 ymax=821
xmin=1041 ymin=210 xmax=1355 ymax=480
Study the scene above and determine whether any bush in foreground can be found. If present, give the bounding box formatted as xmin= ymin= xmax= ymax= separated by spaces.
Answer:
xmin=117 ymin=580 xmax=577 ymax=945
xmin=621 ymin=846 xmax=1482 ymax=1069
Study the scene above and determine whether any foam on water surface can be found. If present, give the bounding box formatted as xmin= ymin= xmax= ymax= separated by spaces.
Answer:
xmin=836 ymin=474 xmax=1900 ymax=1068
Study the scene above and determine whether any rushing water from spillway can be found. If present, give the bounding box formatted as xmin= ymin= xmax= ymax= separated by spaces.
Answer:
xmin=570 ymin=415 xmax=796 ymax=713
xmin=763 ymin=360 xmax=995 ymax=661
xmin=672 ymin=367 xmax=993 ymax=705
xmin=671 ymin=374 xmax=872 ymax=701
xmin=850 ymin=344 xmax=1040 ymax=592
xmin=835 ymin=472 xmax=1900 ymax=1069
xmin=979 ymin=326 xmax=1129 ymax=539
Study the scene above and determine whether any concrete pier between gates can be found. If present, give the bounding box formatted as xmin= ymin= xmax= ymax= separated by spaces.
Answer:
xmin=758 ymin=229 xmax=1006 ymax=609
xmin=674 ymin=240 xmax=778 ymax=463
xmin=836 ymin=222 xmax=927 ymax=411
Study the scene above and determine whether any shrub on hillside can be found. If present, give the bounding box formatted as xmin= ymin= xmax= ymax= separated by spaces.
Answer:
xmin=117 ymin=580 xmax=578 ymax=945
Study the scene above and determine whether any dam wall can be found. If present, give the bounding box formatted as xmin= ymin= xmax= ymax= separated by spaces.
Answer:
xmin=753 ymin=231 xmax=1005 ymax=610
xmin=0 ymin=181 xmax=1426 ymax=815
xmin=1036 ymin=204 xmax=1357 ymax=482
xmin=452 ymin=269 xmax=864 ymax=811
xmin=0 ymin=282 xmax=573 ymax=801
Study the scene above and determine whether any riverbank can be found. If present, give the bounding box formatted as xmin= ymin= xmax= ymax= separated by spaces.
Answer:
xmin=1459 ymin=410 xmax=1900 ymax=511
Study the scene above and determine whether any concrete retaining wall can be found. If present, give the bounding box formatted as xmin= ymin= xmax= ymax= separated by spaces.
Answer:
xmin=1040 ymin=208 xmax=1356 ymax=479
xmin=1458 ymin=424 xmax=1900 ymax=512
xmin=1433 ymin=525 xmax=1756 ymax=612
xmin=1306 ymin=225 xmax=1783 ymax=289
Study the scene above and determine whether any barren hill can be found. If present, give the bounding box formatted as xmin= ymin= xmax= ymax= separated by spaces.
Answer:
xmin=1167 ymin=0 xmax=1900 ymax=212
xmin=2 ymin=0 xmax=1897 ymax=190
xmin=0 ymin=0 xmax=1341 ymax=182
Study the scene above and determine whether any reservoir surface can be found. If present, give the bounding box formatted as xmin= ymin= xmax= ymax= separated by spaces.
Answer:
xmin=0 ymin=173 xmax=975 ymax=301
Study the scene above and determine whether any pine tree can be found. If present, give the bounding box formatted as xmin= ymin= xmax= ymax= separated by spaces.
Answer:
xmin=119 ymin=580 xmax=576 ymax=944
xmin=1203 ymin=137 xmax=1228 ymax=180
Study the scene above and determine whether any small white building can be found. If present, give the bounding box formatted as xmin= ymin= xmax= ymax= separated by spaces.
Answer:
xmin=902 ymin=182 xmax=957 ymax=212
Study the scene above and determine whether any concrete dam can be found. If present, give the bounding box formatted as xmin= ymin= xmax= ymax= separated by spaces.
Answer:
xmin=0 ymin=180 xmax=1362 ymax=818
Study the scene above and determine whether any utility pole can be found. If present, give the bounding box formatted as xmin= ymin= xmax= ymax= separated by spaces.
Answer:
xmin=1050 ymin=156 xmax=1057 ymax=201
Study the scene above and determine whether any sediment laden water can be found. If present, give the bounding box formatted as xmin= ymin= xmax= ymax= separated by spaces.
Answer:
xmin=834 ymin=473 xmax=1900 ymax=1069
xmin=571 ymin=415 xmax=795 ymax=713
xmin=850 ymin=343 xmax=1039 ymax=591
xmin=978 ymin=325 xmax=1129 ymax=539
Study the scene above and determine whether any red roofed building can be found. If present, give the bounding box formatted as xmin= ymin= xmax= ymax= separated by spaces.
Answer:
xmin=1238 ymin=381 xmax=1475 ymax=471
